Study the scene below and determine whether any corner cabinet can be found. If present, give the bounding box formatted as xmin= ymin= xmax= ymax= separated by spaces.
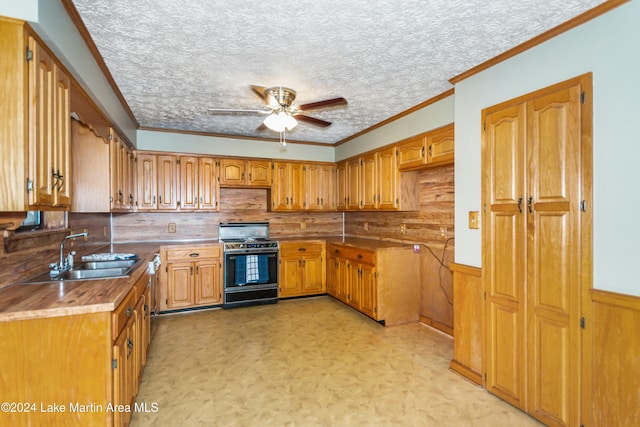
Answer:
xmin=279 ymin=241 xmax=326 ymax=298
xmin=0 ymin=18 xmax=71 ymax=211
xmin=326 ymin=240 xmax=420 ymax=325
xmin=159 ymin=245 xmax=223 ymax=310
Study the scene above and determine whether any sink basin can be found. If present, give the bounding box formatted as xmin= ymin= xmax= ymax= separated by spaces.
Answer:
xmin=22 ymin=258 xmax=141 ymax=285
xmin=79 ymin=260 xmax=137 ymax=270
xmin=62 ymin=267 xmax=130 ymax=280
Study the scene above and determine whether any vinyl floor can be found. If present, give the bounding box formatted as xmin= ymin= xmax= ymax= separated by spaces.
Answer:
xmin=131 ymin=296 xmax=542 ymax=426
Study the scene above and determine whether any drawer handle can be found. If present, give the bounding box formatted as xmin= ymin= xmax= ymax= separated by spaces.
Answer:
xmin=125 ymin=306 xmax=132 ymax=317
xmin=298 ymin=247 xmax=306 ymax=252
xmin=189 ymin=253 xmax=199 ymax=257
xmin=334 ymin=249 xmax=340 ymax=254
xmin=357 ymin=254 xmax=363 ymax=260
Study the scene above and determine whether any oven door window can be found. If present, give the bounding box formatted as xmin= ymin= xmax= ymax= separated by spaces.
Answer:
xmin=226 ymin=253 xmax=277 ymax=287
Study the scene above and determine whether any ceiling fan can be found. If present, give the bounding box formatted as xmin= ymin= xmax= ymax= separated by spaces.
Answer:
xmin=207 ymin=85 xmax=348 ymax=133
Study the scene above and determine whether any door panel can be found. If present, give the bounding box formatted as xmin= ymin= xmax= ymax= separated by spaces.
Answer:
xmin=490 ymin=304 xmax=523 ymax=406
xmin=302 ymin=256 xmax=323 ymax=294
xmin=167 ymin=262 xmax=193 ymax=308
xmin=180 ymin=156 xmax=198 ymax=210
xmin=199 ymin=157 xmax=218 ymax=210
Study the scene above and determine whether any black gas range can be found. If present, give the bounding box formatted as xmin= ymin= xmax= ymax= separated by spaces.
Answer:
xmin=219 ymin=223 xmax=279 ymax=308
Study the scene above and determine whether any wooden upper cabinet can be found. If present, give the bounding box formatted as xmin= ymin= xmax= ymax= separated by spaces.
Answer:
xmin=426 ymin=124 xmax=455 ymax=166
xmin=136 ymin=153 xmax=157 ymax=209
xmin=156 ymin=155 xmax=178 ymax=210
xmin=336 ymin=161 xmax=348 ymax=211
xmin=179 ymin=156 xmax=219 ymax=211
xmin=397 ymin=123 xmax=454 ymax=171
xmin=28 ymin=35 xmax=71 ymax=209
xmin=397 ymin=134 xmax=427 ymax=171
xmin=247 ymin=160 xmax=272 ymax=186
xmin=110 ymin=129 xmax=134 ymax=212
xmin=360 ymin=153 xmax=377 ymax=210
xmin=306 ymin=163 xmax=336 ymax=211
xmin=377 ymin=146 xmax=398 ymax=210
xmin=346 ymin=157 xmax=361 ymax=210
xmin=219 ymin=158 xmax=271 ymax=187
xmin=271 ymin=161 xmax=305 ymax=211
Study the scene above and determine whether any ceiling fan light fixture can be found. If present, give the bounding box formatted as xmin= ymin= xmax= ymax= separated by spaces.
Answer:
xmin=264 ymin=110 xmax=298 ymax=132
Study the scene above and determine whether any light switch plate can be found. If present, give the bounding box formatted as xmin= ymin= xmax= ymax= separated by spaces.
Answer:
xmin=468 ymin=211 xmax=479 ymax=229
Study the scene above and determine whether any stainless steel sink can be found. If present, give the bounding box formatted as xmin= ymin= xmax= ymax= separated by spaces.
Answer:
xmin=79 ymin=260 xmax=137 ymax=270
xmin=22 ymin=257 xmax=140 ymax=285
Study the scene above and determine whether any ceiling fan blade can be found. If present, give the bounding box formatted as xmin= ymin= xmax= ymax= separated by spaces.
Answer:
xmin=293 ymin=114 xmax=332 ymax=127
xmin=250 ymin=85 xmax=268 ymax=102
xmin=297 ymin=97 xmax=347 ymax=111
xmin=207 ymin=108 xmax=270 ymax=115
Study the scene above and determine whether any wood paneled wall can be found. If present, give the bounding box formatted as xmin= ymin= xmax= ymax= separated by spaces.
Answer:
xmin=111 ymin=188 xmax=343 ymax=242
xmin=590 ymin=289 xmax=640 ymax=426
xmin=344 ymin=165 xmax=454 ymax=332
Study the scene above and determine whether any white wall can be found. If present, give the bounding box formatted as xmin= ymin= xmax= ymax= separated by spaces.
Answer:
xmin=137 ymin=130 xmax=335 ymax=162
xmin=335 ymin=95 xmax=454 ymax=161
xmin=454 ymin=0 xmax=640 ymax=296
xmin=0 ymin=0 xmax=37 ymax=21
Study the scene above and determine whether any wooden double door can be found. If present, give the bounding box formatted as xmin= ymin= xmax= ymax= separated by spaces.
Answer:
xmin=482 ymin=74 xmax=592 ymax=426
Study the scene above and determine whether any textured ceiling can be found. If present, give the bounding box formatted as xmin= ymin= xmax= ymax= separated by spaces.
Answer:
xmin=71 ymin=0 xmax=606 ymax=144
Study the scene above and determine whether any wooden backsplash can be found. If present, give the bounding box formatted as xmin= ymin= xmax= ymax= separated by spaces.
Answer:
xmin=111 ymin=188 xmax=343 ymax=242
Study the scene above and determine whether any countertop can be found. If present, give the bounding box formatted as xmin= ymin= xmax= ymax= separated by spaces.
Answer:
xmin=0 ymin=236 xmax=410 ymax=323
xmin=0 ymin=243 xmax=160 ymax=322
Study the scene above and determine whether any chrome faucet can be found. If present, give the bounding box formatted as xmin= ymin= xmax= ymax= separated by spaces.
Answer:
xmin=49 ymin=232 xmax=88 ymax=277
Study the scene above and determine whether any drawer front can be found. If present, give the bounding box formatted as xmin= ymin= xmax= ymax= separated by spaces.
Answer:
xmin=165 ymin=246 xmax=221 ymax=261
xmin=112 ymin=287 xmax=137 ymax=341
xmin=348 ymin=248 xmax=375 ymax=265
xmin=327 ymin=243 xmax=349 ymax=258
xmin=281 ymin=242 xmax=324 ymax=257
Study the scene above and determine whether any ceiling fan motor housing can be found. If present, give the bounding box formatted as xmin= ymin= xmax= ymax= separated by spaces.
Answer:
xmin=264 ymin=87 xmax=297 ymax=109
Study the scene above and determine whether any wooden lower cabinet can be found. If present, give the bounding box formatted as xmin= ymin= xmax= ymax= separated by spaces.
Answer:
xmin=0 ymin=271 xmax=150 ymax=427
xmin=160 ymin=245 xmax=223 ymax=310
xmin=279 ymin=241 xmax=326 ymax=298
xmin=449 ymin=263 xmax=483 ymax=385
xmin=326 ymin=240 xmax=420 ymax=325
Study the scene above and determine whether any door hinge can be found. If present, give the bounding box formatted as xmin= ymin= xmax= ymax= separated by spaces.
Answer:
xmin=483 ymin=121 xmax=486 ymax=130
xmin=580 ymin=317 xmax=586 ymax=329
xmin=165 ymin=266 xmax=168 ymax=273
xmin=395 ymin=149 xmax=398 ymax=157
xmin=25 ymin=47 xmax=33 ymax=61
xmin=177 ymin=159 xmax=180 ymax=165
xmin=26 ymin=178 xmax=33 ymax=192
xmin=580 ymin=92 xmax=586 ymax=104
xmin=484 ymin=373 xmax=487 ymax=382
xmin=112 ymin=359 xmax=117 ymax=369
xmin=484 ymin=291 xmax=486 ymax=300
xmin=374 ymin=272 xmax=377 ymax=278
xmin=580 ymin=200 xmax=587 ymax=212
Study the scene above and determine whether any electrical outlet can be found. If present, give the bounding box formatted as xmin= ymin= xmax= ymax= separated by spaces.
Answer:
xmin=400 ymin=223 xmax=406 ymax=235
xmin=300 ymin=222 xmax=306 ymax=230
xmin=439 ymin=226 xmax=447 ymax=239
xmin=413 ymin=244 xmax=420 ymax=253
xmin=364 ymin=222 xmax=369 ymax=231
xmin=168 ymin=223 xmax=176 ymax=233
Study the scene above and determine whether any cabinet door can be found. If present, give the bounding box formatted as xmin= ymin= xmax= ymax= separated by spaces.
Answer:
xmin=195 ymin=259 xmax=221 ymax=305
xmin=179 ymin=156 xmax=198 ymax=210
xmin=484 ymin=102 xmax=527 ymax=408
xmin=279 ymin=256 xmax=301 ymax=297
xmin=126 ymin=148 xmax=136 ymax=209
xmin=301 ymin=254 xmax=324 ymax=294
xmin=112 ymin=325 xmax=128 ymax=427
xmin=336 ymin=161 xmax=348 ymax=210
xmin=377 ymin=146 xmax=398 ymax=210
xmin=305 ymin=164 xmax=321 ymax=210
xmin=53 ymin=63 xmax=71 ymax=207
xmin=133 ymin=295 xmax=145 ymax=394
xmin=219 ymin=158 xmax=245 ymax=186
xmin=348 ymin=261 xmax=361 ymax=309
xmin=360 ymin=153 xmax=377 ymax=209
xmin=397 ymin=135 xmax=427 ymax=171
xmin=157 ymin=155 xmax=178 ymax=209
xmin=166 ymin=262 xmax=194 ymax=308
xmin=247 ymin=160 xmax=271 ymax=186
xmin=319 ymin=164 xmax=335 ymax=210
xmin=346 ymin=158 xmax=360 ymax=210
xmin=199 ymin=157 xmax=219 ymax=210
xmin=327 ymin=256 xmax=338 ymax=297
xmin=427 ymin=124 xmax=454 ymax=166
xmin=359 ymin=263 xmax=377 ymax=319
xmin=289 ymin=163 xmax=305 ymax=210
xmin=271 ymin=162 xmax=289 ymax=210
xmin=336 ymin=257 xmax=349 ymax=303
xmin=136 ymin=153 xmax=157 ymax=209
xmin=110 ymin=135 xmax=123 ymax=210
xmin=28 ymin=38 xmax=55 ymax=207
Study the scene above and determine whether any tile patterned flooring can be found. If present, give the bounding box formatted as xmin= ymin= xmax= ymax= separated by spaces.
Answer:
xmin=131 ymin=296 xmax=541 ymax=426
